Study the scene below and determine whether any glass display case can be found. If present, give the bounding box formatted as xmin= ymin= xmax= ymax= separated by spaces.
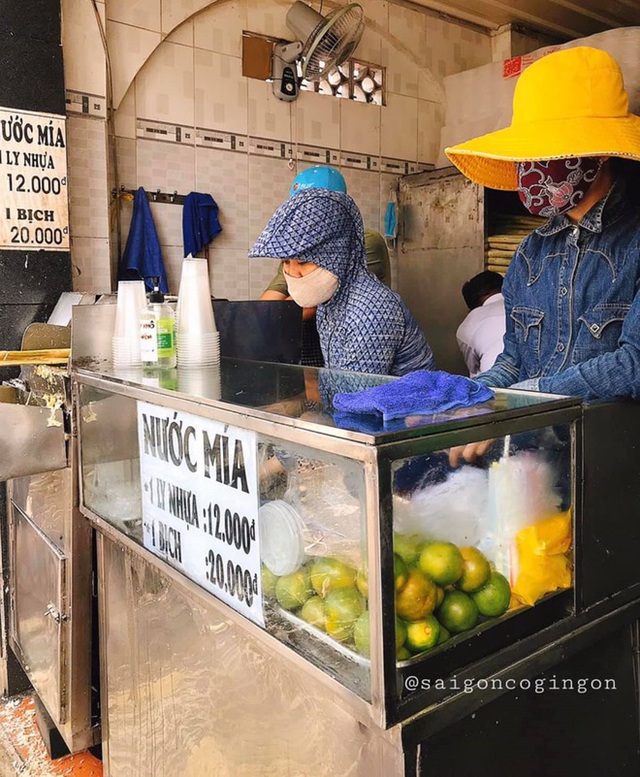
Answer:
xmin=75 ymin=358 xmax=580 ymax=727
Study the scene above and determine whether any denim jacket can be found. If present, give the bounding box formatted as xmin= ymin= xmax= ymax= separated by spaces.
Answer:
xmin=476 ymin=179 xmax=640 ymax=400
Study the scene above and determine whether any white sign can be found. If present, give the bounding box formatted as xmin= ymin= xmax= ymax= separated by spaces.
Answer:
xmin=0 ymin=107 xmax=69 ymax=251
xmin=137 ymin=401 xmax=263 ymax=626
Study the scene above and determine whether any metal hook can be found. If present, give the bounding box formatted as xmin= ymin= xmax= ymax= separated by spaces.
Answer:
xmin=170 ymin=190 xmax=177 ymax=203
xmin=153 ymin=189 xmax=160 ymax=201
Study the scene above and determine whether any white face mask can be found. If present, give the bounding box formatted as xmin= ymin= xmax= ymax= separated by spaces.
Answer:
xmin=285 ymin=266 xmax=339 ymax=307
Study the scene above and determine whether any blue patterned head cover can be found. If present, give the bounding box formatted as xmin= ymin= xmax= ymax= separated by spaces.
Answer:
xmin=248 ymin=189 xmax=366 ymax=282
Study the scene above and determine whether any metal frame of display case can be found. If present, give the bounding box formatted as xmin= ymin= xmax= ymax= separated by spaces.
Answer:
xmin=73 ymin=365 xmax=582 ymax=733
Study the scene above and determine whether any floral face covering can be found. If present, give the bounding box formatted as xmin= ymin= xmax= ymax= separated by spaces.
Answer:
xmin=516 ymin=157 xmax=604 ymax=217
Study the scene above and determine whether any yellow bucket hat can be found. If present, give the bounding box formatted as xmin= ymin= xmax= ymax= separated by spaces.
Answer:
xmin=445 ymin=46 xmax=640 ymax=191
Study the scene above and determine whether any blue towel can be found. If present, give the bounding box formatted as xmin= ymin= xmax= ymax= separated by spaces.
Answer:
xmin=332 ymin=370 xmax=494 ymax=421
xmin=118 ymin=187 xmax=168 ymax=293
xmin=183 ymin=192 xmax=222 ymax=257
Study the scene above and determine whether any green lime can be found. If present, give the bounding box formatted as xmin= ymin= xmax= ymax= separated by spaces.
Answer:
xmin=393 ymin=533 xmax=424 ymax=567
xmin=436 ymin=624 xmax=451 ymax=644
xmin=325 ymin=588 xmax=366 ymax=642
xmin=395 ymin=569 xmax=437 ymax=622
xmin=456 ymin=547 xmax=491 ymax=593
xmin=405 ymin=615 xmax=441 ymax=653
xmin=261 ymin=565 xmax=278 ymax=598
xmin=275 ymin=570 xmax=312 ymax=611
xmin=396 ymin=646 xmax=412 ymax=661
xmin=300 ymin=596 xmax=327 ymax=630
xmin=353 ymin=610 xmax=370 ymax=656
xmin=418 ymin=542 xmax=464 ymax=586
xmin=471 ymin=571 xmax=512 ymax=617
xmin=438 ymin=590 xmax=479 ymax=633
xmin=309 ymin=557 xmax=357 ymax=598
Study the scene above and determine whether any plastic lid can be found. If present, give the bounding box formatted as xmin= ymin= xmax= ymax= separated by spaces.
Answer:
xmin=259 ymin=500 xmax=305 ymax=576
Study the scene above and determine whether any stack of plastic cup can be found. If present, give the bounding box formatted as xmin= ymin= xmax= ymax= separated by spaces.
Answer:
xmin=112 ymin=280 xmax=147 ymax=367
xmin=175 ymin=256 xmax=220 ymax=368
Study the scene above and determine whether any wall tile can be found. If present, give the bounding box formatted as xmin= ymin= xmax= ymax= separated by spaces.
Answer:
xmin=382 ymin=47 xmax=420 ymax=99
xmin=150 ymin=201 xmax=184 ymax=246
xmin=137 ymin=138 xmax=196 ymax=194
xmin=339 ymin=168 xmax=381 ymax=234
xmin=195 ymin=49 xmax=248 ymax=135
xmin=418 ymin=99 xmax=444 ymax=165
xmin=389 ymin=5 xmax=426 ymax=68
xmin=294 ymin=91 xmax=340 ymax=150
xmin=245 ymin=0 xmax=291 ymax=39
xmin=247 ymin=156 xmax=292 ymax=246
xmin=166 ymin=19 xmax=194 ymax=46
xmin=161 ymin=244 xmax=186 ymax=295
xmin=196 ymin=147 xmax=249 ymax=250
xmin=114 ymin=87 xmax=137 ymax=139
xmin=67 ymin=117 xmax=109 ymax=239
xmin=341 ymin=99 xmax=380 ymax=158
xmin=106 ymin=21 xmax=162 ymax=108
xmin=248 ymin=79 xmax=292 ymax=142
xmin=249 ymin=256 xmax=281 ymax=300
xmin=161 ymin=0 xmax=211 ymax=35
xmin=115 ymin=137 xmax=138 ymax=190
xmin=355 ymin=28 xmax=382 ymax=66
xmin=71 ymin=237 xmax=112 ymax=293
xmin=209 ymin=246 xmax=250 ymax=300
xmin=364 ymin=0 xmax=389 ymax=32
xmin=61 ymin=0 xmax=107 ymax=96
xmin=381 ymin=92 xmax=417 ymax=161
xmin=418 ymin=69 xmax=445 ymax=104
xmin=194 ymin=1 xmax=246 ymax=58
xmin=136 ymin=41 xmax=195 ymax=126
xmin=108 ymin=0 xmax=161 ymax=31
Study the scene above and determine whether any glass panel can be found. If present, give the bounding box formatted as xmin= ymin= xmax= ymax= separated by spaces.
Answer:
xmin=259 ymin=436 xmax=370 ymax=700
xmin=391 ymin=424 xmax=573 ymax=669
xmin=79 ymin=385 xmax=371 ymax=700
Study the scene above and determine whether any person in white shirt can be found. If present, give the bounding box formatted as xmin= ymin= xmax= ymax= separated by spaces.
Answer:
xmin=456 ymin=271 xmax=506 ymax=377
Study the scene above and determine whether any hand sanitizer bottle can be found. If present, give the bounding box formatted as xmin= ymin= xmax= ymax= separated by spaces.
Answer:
xmin=140 ymin=277 xmax=176 ymax=369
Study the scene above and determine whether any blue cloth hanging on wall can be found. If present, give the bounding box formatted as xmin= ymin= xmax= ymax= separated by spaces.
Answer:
xmin=182 ymin=192 xmax=222 ymax=257
xmin=118 ymin=187 xmax=168 ymax=293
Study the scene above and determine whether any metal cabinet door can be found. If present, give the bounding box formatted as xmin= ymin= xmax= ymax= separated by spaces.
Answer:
xmin=9 ymin=504 xmax=67 ymax=724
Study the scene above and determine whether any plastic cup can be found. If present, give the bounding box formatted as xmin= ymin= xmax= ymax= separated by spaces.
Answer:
xmin=112 ymin=280 xmax=146 ymax=365
xmin=176 ymin=258 xmax=217 ymax=336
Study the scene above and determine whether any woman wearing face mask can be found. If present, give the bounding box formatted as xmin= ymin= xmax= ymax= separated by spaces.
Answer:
xmin=444 ymin=46 xmax=640 ymax=463
xmin=250 ymin=188 xmax=435 ymax=376
xmin=446 ymin=46 xmax=640 ymax=402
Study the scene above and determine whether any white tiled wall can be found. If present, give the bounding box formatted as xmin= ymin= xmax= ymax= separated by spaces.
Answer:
xmin=62 ymin=0 xmax=492 ymax=297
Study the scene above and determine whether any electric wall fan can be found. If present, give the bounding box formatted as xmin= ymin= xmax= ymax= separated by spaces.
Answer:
xmin=272 ymin=2 xmax=365 ymax=101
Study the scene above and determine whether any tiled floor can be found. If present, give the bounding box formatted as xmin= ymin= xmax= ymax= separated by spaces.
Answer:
xmin=0 ymin=696 xmax=102 ymax=777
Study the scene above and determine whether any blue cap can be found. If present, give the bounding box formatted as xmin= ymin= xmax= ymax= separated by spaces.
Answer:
xmin=290 ymin=165 xmax=347 ymax=197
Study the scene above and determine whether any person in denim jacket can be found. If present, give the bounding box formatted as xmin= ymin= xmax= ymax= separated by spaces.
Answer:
xmin=444 ymin=46 xmax=640 ymax=464
xmin=446 ymin=46 xmax=640 ymax=402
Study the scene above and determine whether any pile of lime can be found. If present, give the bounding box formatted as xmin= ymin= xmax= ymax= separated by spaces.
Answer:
xmin=262 ymin=537 xmax=512 ymax=661
xmin=393 ymin=535 xmax=512 ymax=657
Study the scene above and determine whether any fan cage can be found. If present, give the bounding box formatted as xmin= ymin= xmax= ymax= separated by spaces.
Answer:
xmin=301 ymin=4 xmax=365 ymax=81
